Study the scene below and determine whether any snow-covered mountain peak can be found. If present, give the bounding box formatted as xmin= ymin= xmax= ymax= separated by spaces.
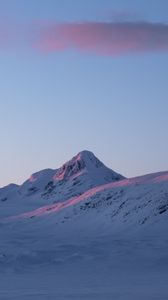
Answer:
xmin=76 ymin=150 xmax=102 ymax=165
xmin=77 ymin=150 xmax=104 ymax=168
xmin=13 ymin=150 xmax=125 ymax=202
xmin=54 ymin=150 xmax=103 ymax=181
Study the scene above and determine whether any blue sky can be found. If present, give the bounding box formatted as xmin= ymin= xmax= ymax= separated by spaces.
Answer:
xmin=0 ymin=0 xmax=168 ymax=186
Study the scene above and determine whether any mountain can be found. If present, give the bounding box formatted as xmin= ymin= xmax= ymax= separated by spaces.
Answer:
xmin=0 ymin=150 xmax=124 ymax=217
xmin=0 ymin=151 xmax=168 ymax=300
xmin=0 ymin=150 xmax=168 ymax=230
xmin=19 ymin=150 xmax=124 ymax=198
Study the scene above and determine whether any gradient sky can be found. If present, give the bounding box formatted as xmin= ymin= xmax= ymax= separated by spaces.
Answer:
xmin=0 ymin=0 xmax=168 ymax=187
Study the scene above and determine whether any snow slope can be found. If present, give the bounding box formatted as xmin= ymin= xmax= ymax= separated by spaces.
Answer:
xmin=0 ymin=151 xmax=168 ymax=300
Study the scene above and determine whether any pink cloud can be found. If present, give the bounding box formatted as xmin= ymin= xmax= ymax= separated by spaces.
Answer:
xmin=1 ymin=20 xmax=168 ymax=56
xmin=35 ymin=21 xmax=168 ymax=56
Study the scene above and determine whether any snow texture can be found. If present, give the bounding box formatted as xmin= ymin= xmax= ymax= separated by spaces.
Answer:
xmin=0 ymin=151 xmax=168 ymax=299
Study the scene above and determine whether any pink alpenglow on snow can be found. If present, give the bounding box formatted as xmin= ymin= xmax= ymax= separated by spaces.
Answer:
xmin=6 ymin=170 xmax=168 ymax=220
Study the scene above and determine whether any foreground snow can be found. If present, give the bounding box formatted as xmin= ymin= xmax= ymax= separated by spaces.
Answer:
xmin=1 ymin=231 xmax=168 ymax=300
xmin=0 ymin=151 xmax=168 ymax=299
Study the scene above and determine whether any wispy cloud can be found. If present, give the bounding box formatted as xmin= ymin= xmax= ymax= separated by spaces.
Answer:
xmin=35 ymin=21 xmax=168 ymax=56
xmin=1 ymin=20 xmax=168 ymax=56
